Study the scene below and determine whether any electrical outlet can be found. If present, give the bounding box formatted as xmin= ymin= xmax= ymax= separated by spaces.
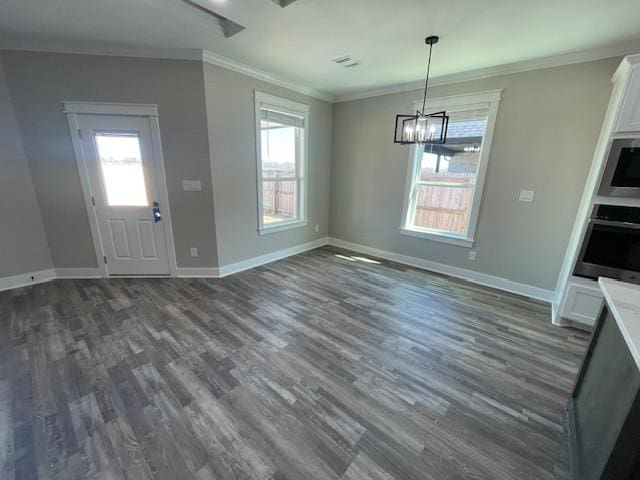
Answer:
xmin=314 ymin=224 xmax=319 ymax=233
xmin=519 ymin=190 xmax=535 ymax=202
xmin=190 ymin=247 xmax=198 ymax=257
xmin=468 ymin=251 xmax=477 ymax=261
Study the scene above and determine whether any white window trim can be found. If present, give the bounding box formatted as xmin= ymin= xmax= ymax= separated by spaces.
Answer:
xmin=254 ymin=91 xmax=310 ymax=235
xmin=400 ymin=89 xmax=502 ymax=248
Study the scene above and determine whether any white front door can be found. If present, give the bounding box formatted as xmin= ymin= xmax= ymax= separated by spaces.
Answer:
xmin=77 ymin=114 xmax=171 ymax=276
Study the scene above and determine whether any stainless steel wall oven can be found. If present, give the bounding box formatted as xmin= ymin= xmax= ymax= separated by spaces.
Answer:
xmin=574 ymin=204 xmax=640 ymax=284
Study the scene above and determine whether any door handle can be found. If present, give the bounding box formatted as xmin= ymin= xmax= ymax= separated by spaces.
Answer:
xmin=152 ymin=202 xmax=162 ymax=223
xmin=589 ymin=218 xmax=640 ymax=230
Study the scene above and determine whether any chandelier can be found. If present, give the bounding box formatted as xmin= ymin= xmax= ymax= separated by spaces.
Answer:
xmin=394 ymin=36 xmax=449 ymax=145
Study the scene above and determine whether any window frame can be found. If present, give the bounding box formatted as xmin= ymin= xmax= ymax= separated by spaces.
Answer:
xmin=400 ymin=90 xmax=502 ymax=248
xmin=254 ymin=91 xmax=310 ymax=235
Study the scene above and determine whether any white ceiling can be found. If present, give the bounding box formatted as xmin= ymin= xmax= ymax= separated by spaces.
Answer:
xmin=2 ymin=0 xmax=640 ymax=100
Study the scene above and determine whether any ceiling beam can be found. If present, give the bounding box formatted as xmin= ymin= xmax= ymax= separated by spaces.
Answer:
xmin=271 ymin=0 xmax=299 ymax=7
xmin=179 ymin=0 xmax=245 ymax=37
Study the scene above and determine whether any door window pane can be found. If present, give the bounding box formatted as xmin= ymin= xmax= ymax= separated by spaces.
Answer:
xmin=95 ymin=133 xmax=148 ymax=206
xmin=262 ymin=180 xmax=296 ymax=224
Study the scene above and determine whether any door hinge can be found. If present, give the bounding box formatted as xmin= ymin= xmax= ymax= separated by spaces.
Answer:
xmin=78 ymin=129 xmax=82 ymax=139
xmin=91 ymin=196 xmax=95 ymax=206
xmin=103 ymin=256 xmax=107 ymax=264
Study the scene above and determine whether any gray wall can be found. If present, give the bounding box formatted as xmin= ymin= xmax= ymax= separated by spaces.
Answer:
xmin=330 ymin=58 xmax=620 ymax=290
xmin=203 ymin=63 xmax=333 ymax=266
xmin=1 ymin=51 xmax=218 ymax=269
xmin=0 ymin=50 xmax=619 ymax=290
xmin=0 ymin=57 xmax=52 ymax=277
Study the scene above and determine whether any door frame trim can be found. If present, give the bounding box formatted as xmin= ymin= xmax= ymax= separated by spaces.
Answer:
xmin=64 ymin=101 xmax=178 ymax=277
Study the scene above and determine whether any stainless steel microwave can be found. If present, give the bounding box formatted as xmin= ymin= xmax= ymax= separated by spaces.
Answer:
xmin=598 ymin=138 xmax=640 ymax=197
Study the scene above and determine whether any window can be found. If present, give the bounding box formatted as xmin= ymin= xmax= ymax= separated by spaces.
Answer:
xmin=401 ymin=90 xmax=502 ymax=247
xmin=254 ymin=92 xmax=309 ymax=234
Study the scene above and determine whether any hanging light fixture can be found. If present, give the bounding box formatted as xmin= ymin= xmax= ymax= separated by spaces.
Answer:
xmin=394 ymin=36 xmax=449 ymax=145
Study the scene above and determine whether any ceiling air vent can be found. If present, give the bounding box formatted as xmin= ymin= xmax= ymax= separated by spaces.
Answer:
xmin=331 ymin=55 xmax=361 ymax=68
xmin=272 ymin=0 xmax=300 ymax=7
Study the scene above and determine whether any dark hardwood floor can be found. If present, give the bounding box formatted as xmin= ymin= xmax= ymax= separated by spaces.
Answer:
xmin=0 ymin=246 xmax=589 ymax=480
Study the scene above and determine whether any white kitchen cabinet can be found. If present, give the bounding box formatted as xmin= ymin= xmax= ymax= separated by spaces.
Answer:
xmin=553 ymin=55 xmax=640 ymax=326
xmin=561 ymin=281 xmax=604 ymax=327
xmin=616 ymin=66 xmax=640 ymax=133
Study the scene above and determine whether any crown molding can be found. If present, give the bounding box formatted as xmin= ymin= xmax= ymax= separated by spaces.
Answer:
xmin=3 ymin=39 xmax=639 ymax=105
xmin=0 ymin=41 xmax=203 ymax=61
xmin=334 ymin=40 xmax=640 ymax=103
xmin=613 ymin=53 xmax=640 ymax=84
xmin=0 ymin=42 xmax=334 ymax=102
xmin=201 ymin=50 xmax=333 ymax=102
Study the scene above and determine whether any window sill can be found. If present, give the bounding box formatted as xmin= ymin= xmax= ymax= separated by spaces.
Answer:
xmin=400 ymin=227 xmax=474 ymax=248
xmin=259 ymin=220 xmax=308 ymax=235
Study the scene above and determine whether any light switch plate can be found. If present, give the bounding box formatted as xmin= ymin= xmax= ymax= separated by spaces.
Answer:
xmin=519 ymin=190 xmax=535 ymax=202
xmin=182 ymin=180 xmax=202 ymax=191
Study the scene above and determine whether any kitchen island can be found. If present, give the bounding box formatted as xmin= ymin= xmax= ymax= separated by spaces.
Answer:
xmin=567 ymin=278 xmax=640 ymax=480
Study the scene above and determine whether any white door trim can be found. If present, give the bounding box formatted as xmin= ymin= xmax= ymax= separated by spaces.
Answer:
xmin=148 ymin=115 xmax=179 ymax=276
xmin=64 ymin=103 xmax=178 ymax=277
xmin=63 ymin=101 xmax=159 ymax=117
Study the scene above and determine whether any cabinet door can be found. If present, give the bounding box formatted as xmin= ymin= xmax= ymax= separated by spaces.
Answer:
xmin=616 ymin=67 xmax=640 ymax=133
xmin=562 ymin=282 xmax=604 ymax=327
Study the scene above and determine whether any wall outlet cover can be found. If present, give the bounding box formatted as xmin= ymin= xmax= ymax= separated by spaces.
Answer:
xmin=519 ymin=190 xmax=535 ymax=202
xmin=468 ymin=251 xmax=477 ymax=261
xmin=190 ymin=247 xmax=198 ymax=257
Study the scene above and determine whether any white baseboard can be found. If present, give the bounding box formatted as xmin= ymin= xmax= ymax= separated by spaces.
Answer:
xmin=328 ymin=237 xmax=555 ymax=303
xmin=0 ymin=238 xmax=554 ymax=305
xmin=175 ymin=267 xmax=219 ymax=278
xmin=55 ymin=268 xmax=102 ymax=279
xmin=0 ymin=269 xmax=56 ymax=292
xmin=0 ymin=238 xmax=330 ymax=292
xmin=217 ymin=237 xmax=329 ymax=277
xmin=176 ymin=237 xmax=329 ymax=278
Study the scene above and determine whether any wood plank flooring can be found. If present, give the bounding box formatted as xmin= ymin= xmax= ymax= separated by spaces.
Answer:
xmin=0 ymin=246 xmax=589 ymax=480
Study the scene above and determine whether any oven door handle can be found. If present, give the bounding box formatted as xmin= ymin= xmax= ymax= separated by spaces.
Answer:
xmin=590 ymin=218 xmax=640 ymax=230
